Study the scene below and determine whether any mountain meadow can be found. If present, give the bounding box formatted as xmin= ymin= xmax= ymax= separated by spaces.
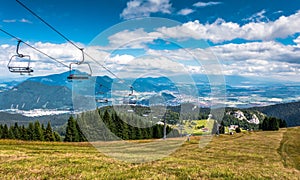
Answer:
xmin=0 ymin=127 xmax=299 ymax=179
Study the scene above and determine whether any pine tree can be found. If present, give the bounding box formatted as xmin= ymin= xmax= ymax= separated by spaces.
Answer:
xmin=34 ymin=121 xmax=44 ymax=141
xmin=0 ymin=124 xmax=3 ymax=139
xmin=65 ymin=116 xmax=74 ymax=142
xmin=153 ymin=124 xmax=162 ymax=138
xmin=262 ymin=117 xmax=280 ymax=131
xmin=269 ymin=117 xmax=279 ymax=131
xmin=102 ymin=110 xmax=115 ymax=140
xmin=262 ymin=117 xmax=269 ymax=131
xmin=2 ymin=124 xmax=9 ymax=139
xmin=279 ymin=119 xmax=287 ymax=128
xmin=53 ymin=132 xmax=61 ymax=142
xmin=121 ymin=122 xmax=129 ymax=140
xmin=64 ymin=116 xmax=79 ymax=142
xmin=45 ymin=121 xmax=55 ymax=141
xmin=134 ymin=127 xmax=142 ymax=139
xmin=129 ymin=124 xmax=136 ymax=140
xmin=13 ymin=122 xmax=21 ymax=139
xmin=76 ymin=120 xmax=87 ymax=142
xmin=20 ymin=125 xmax=28 ymax=140
xmin=8 ymin=126 xmax=15 ymax=139
xmin=111 ymin=111 xmax=121 ymax=137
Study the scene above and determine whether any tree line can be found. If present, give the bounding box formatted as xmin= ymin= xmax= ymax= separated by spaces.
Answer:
xmin=64 ymin=108 xmax=180 ymax=142
xmin=0 ymin=105 xmax=287 ymax=142
xmin=217 ymin=116 xmax=287 ymax=134
xmin=260 ymin=117 xmax=287 ymax=131
xmin=0 ymin=121 xmax=61 ymax=141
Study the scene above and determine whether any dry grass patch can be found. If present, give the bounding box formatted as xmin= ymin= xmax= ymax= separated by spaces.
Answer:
xmin=0 ymin=128 xmax=300 ymax=179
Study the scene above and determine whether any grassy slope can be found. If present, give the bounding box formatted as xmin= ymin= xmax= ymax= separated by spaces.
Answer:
xmin=278 ymin=127 xmax=300 ymax=171
xmin=0 ymin=128 xmax=299 ymax=179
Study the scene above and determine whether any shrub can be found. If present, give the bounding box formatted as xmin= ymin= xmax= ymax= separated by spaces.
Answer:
xmin=235 ymin=127 xmax=241 ymax=133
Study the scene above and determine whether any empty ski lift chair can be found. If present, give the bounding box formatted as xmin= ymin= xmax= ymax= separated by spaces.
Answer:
xmin=67 ymin=48 xmax=92 ymax=81
xmin=95 ymin=84 xmax=110 ymax=104
xmin=7 ymin=40 xmax=33 ymax=75
xmin=127 ymin=86 xmax=137 ymax=104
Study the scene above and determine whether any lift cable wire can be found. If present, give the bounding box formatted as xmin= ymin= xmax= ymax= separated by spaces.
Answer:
xmin=16 ymin=0 xmax=82 ymax=50
xmin=1 ymin=28 xmax=111 ymax=103
xmin=0 ymin=28 xmax=69 ymax=68
xmin=16 ymin=0 xmax=123 ymax=82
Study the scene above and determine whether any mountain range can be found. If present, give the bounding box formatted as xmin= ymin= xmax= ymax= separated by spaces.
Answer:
xmin=0 ymin=71 xmax=299 ymax=126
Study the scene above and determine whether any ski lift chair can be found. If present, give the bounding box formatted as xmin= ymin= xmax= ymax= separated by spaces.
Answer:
xmin=125 ymin=86 xmax=137 ymax=105
xmin=7 ymin=40 xmax=33 ymax=75
xmin=67 ymin=48 xmax=92 ymax=81
xmin=95 ymin=84 xmax=111 ymax=104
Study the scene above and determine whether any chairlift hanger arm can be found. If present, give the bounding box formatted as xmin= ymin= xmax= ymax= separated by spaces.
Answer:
xmin=76 ymin=48 xmax=85 ymax=65
xmin=16 ymin=40 xmax=23 ymax=56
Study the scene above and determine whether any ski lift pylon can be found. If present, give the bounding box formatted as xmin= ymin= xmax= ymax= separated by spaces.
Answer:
xmin=7 ymin=40 xmax=33 ymax=75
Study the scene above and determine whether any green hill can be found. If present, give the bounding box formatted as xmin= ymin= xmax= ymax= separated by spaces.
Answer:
xmin=250 ymin=101 xmax=300 ymax=127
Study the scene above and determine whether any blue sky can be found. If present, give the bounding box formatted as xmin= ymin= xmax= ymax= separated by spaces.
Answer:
xmin=0 ymin=0 xmax=299 ymax=44
xmin=0 ymin=0 xmax=300 ymax=81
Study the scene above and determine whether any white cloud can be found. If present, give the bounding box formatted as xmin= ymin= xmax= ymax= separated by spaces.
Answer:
xmin=0 ymin=42 xmax=85 ymax=77
xmin=143 ymin=40 xmax=300 ymax=80
xmin=107 ymin=11 xmax=300 ymax=48
xmin=106 ymin=28 xmax=163 ymax=49
xmin=1 ymin=40 xmax=299 ymax=81
xmin=210 ymin=41 xmax=300 ymax=64
xmin=19 ymin=18 xmax=32 ymax=24
xmin=156 ymin=11 xmax=300 ymax=43
xmin=294 ymin=36 xmax=300 ymax=46
xmin=3 ymin=19 xmax=17 ymax=23
xmin=177 ymin=8 xmax=194 ymax=16
xmin=108 ymin=55 xmax=190 ymax=78
xmin=120 ymin=0 xmax=172 ymax=20
xmin=3 ymin=18 xmax=32 ymax=23
xmin=243 ymin=9 xmax=269 ymax=22
xmin=193 ymin=1 xmax=222 ymax=7
xmin=274 ymin=10 xmax=283 ymax=14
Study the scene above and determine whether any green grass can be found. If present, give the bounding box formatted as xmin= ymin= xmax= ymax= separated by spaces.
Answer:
xmin=1 ymin=127 xmax=300 ymax=179
xmin=181 ymin=119 xmax=215 ymax=135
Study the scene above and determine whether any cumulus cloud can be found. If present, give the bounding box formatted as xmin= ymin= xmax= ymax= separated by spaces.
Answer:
xmin=120 ymin=0 xmax=172 ymax=20
xmin=108 ymin=55 xmax=190 ymax=78
xmin=294 ymin=36 xmax=300 ymax=46
xmin=143 ymin=40 xmax=300 ymax=79
xmin=107 ymin=28 xmax=161 ymax=48
xmin=0 ymin=42 xmax=86 ymax=77
xmin=193 ymin=1 xmax=222 ymax=7
xmin=107 ymin=11 xmax=300 ymax=47
xmin=156 ymin=11 xmax=300 ymax=43
xmin=177 ymin=8 xmax=194 ymax=16
xmin=110 ymin=12 xmax=300 ymax=45
xmin=210 ymin=41 xmax=300 ymax=64
xmin=0 ymin=40 xmax=299 ymax=81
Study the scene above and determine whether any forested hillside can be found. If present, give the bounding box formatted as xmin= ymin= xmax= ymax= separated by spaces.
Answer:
xmin=251 ymin=101 xmax=300 ymax=127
